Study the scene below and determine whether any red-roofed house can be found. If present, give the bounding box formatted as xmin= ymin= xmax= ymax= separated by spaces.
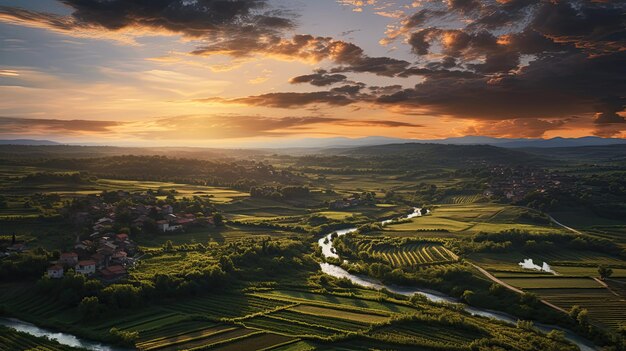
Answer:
xmin=115 ymin=233 xmax=129 ymax=242
xmin=90 ymin=253 xmax=105 ymax=268
xmin=47 ymin=265 xmax=64 ymax=279
xmin=75 ymin=260 xmax=96 ymax=276
xmin=59 ymin=252 xmax=79 ymax=266
xmin=100 ymin=265 xmax=126 ymax=281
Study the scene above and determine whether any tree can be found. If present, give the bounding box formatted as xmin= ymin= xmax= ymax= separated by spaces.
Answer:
xmin=213 ymin=213 xmax=224 ymax=227
xmin=78 ymin=296 xmax=101 ymax=318
xmin=163 ymin=240 xmax=174 ymax=252
xmin=598 ymin=265 xmax=613 ymax=280
xmin=109 ymin=327 xmax=139 ymax=347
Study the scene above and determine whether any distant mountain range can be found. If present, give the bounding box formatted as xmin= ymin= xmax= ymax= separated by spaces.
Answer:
xmin=0 ymin=139 xmax=61 ymax=146
xmin=259 ymin=136 xmax=626 ymax=149
xmin=0 ymin=136 xmax=625 ymax=149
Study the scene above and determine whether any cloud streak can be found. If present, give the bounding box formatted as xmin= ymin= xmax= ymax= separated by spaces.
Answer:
xmin=0 ymin=115 xmax=422 ymax=140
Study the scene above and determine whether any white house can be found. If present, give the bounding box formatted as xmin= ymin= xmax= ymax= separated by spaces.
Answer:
xmin=75 ymin=260 xmax=96 ymax=276
xmin=157 ymin=220 xmax=169 ymax=232
xmin=47 ymin=265 xmax=64 ymax=279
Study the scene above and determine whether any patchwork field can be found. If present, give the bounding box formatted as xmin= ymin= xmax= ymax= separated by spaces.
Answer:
xmin=468 ymin=250 xmax=626 ymax=273
xmin=383 ymin=204 xmax=563 ymax=236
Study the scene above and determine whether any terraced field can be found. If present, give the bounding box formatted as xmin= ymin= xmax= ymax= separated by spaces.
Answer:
xmin=0 ymin=284 xmax=67 ymax=320
xmin=501 ymin=277 xmax=603 ymax=289
xmin=271 ymin=309 xmax=371 ymax=332
xmin=529 ymin=288 xmax=626 ymax=331
xmin=137 ymin=325 xmax=240 ymax=350
xmin=370 ymin=322 xmax=485 ymax=349
xmin=242 ymin=315 xmax=338 ymax=338
xmin=252 ymin=290 xmax=421 ymax=314
xmin=288 ymin=305 xmax=389 ymax=323
xmin=162 ymin=294 xmax=289 ymax=319
xmin=210 ymin=332 xmax=296 ymax=351
xmin=351 ymin=240 xmax=458 ymax=267
xmin=441 ymin=194 xmax=486 ymax=204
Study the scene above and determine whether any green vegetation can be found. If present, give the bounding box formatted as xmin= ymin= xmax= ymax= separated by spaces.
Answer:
xmin=1 ymin=144 xmax=625 ymax=350
xmin=0 ymin=325 xmax=86 ymax=351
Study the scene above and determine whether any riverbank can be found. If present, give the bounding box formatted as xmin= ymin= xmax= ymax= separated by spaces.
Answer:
xmin=0 ymin=317 xmax=127 ymax=351
xmin=316 ymin=207 xmax=598 ymax=351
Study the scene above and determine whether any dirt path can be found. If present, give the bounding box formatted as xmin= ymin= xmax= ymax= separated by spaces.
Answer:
xmin=545 ymin=213 xmax=584 ymax=235
xmin=592 ymin=277 xmax=622 ymax=297
xmin=469 ymin=263 xmax=570 ymax=315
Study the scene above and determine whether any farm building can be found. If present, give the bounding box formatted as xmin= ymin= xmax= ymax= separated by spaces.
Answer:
xmin=101 ymin=265 xmax=127 ymax=281
xmin=47 ymin=265 xmax=64 ymax=279
xmin=75 ymin=260 xmax=96 ymax=276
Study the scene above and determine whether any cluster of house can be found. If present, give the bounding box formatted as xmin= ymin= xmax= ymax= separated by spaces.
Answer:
xmin=1 ymin=242 xmax=27 ymax=258
xmin=156 ymin=212 xmax=212 ymax=232
xmin=483 ymin=167 xmax=567 ymax=202
xmin=89 ymin=203 xmax=213 ymax=234
xmin=328 ymin=196 xmax=366 ymax=210
xmin=47 ymin=233 xmax=136 ymax=282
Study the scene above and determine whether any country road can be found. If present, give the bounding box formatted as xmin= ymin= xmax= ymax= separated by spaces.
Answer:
xmin=520 ymin=206 xmax=584 ymax=235
xmin=546 ymin=213 xmax=584 ymax=235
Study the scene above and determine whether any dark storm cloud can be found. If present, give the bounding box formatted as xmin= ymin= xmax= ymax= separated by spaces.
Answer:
xmin=0 ymin=117 xmax=119 ymax=134
xmin=289 ymin=71 xmax=348 ymax=86
xmin=197 ymin=91 xmax=356 ymax=108
xmin=377 ymin=51 xmax=626 ymax=120
xmin=593 ymin=97 xmax=626 ymax=124
xmin=0 ymin=0 xmax=293 ymax=39
xmin=193 ymin=34 xmax=412 ymax=77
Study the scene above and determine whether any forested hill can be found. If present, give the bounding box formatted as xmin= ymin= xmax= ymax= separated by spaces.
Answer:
xmin=519 ymin=144 xmax=626 ymax=164
xmin=0 ymin=145 xmax=267 ymax=160
xmin=323 ymin=143 xmax=547 ymax=167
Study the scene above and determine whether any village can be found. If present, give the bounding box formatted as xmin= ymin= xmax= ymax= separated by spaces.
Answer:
xmin=2 ymin=189 xmax=220 ymax=283
xmin=482 ymin=166 xmax=572 ymax=203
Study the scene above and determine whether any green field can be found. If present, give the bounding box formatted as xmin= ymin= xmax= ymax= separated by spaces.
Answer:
xmin=529 ymin=289 xmax=626 ymax=331
xmin=501 ymin=277 xmax=603 ymax=289
xmin=469 ymin=250 xmax=626 ymax=273
xmin=383 ymin=204 xmax=563 ymax=236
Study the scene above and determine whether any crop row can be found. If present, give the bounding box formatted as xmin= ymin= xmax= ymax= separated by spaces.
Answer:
xmin=243 ymin=315 xmax=339 ymax=338
xmin=137 ymin=325 xmax=237 ymax=350
xmin=164 ymin=294 xmax=287 ymax=318
xmin=271 ymin=309 xmax=371 ymax=332
xmin=372 ymin=244 xmax=458 ymax=267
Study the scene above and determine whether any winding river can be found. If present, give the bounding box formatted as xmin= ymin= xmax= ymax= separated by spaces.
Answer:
xmin=317 ymin=208 xmax=597 ymax=351
xmin=0 ymin=317 xmax=127 ymax=350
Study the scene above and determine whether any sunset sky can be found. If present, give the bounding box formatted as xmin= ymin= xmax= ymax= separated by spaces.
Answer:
xmin=0 ymin=0 xmax=624 ymax=146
